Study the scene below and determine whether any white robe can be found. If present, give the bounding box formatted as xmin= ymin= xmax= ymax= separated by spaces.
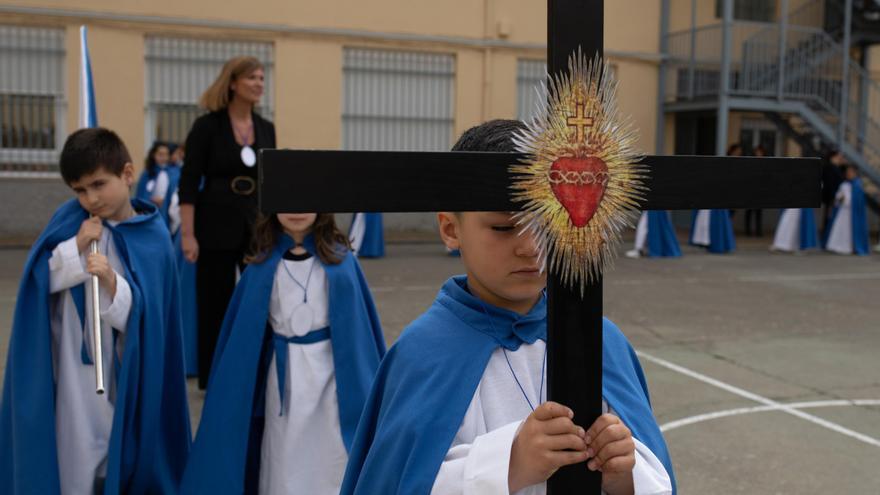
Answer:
xmin=634 ymin=212 xmax=649 ymax=252
xmin=259 ymin=255 xmax=348 ymax=495
xmin=48 ymin=229 xmax=132 ymax=495
xmin=771 ymin=208 xmax=801 ymax=252
xmin=145 ymin=167 xmax=170 ymax=204
xmin=349 ymin=212 xmax=366 ymax=254
xmin=691 ymin=210 xmax=711 ymax=246
xmin=826 ymin=182 xmax=853 ymax=254
xmin=168 ymin=191 xmax=181 ymax=235
xmin=431 ymin=341 xmax=672 ymax=495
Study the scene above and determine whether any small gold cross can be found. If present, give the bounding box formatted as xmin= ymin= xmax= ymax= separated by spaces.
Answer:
xmin=567 ymin=98 xmax=593 ymax=142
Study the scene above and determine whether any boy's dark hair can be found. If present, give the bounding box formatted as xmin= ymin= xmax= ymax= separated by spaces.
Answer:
xmin=451 ymin=119 xmax=527 ymax=153
xmin=60 ymin=128 xmax=132 ymax=184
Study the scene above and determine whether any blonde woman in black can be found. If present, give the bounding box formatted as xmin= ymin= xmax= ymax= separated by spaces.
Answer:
xmin=179 ymin=56 xmax=276 ymax=389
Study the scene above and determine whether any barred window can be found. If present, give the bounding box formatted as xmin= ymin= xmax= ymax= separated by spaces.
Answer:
xmin=517 ymin=59 xmax=618 ymax=122
xmin=145 ymin=36 xmax=274 ymax=148
xmin=342 ymin=48 xmax=455 ymax=151
xmin=715 ymin=0 xmax=777 ymax=22
xmin=517 ymin=59 xmax=547 ymax=121
xmin=0 ymin=25 xmax=65 ymax=176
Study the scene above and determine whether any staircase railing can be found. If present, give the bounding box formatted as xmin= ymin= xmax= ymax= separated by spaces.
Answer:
xmin=664 ymin=0 xmax=880 ymax=183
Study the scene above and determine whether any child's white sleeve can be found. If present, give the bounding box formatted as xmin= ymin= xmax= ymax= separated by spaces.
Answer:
xmin=100 ymin=272 xmax=131 ymax=332
xmin=48 ymin=235 xmax=132 ymax=332
xmin=632 ymin=436 xmax=673 ymax=494
xmin=432 ymin=424 xmax=671 ymax=495
xmin=152 ymin=170 xmax=170 ymax=202
xmin=432 ymin=420 xmax=521 ymax=495
xmin=49 ymin=236 xmax=89 ymax=293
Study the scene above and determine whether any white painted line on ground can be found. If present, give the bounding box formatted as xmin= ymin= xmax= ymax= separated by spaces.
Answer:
xmin=738 ymin=272 xmax=880 ymax=283
xmin=661 ymin=399 xmax=880 ymax=432
xmin=609 ymin=272 xmax=880 ymax=286
xmin=637 ymin=351 xmax=880 ymax=448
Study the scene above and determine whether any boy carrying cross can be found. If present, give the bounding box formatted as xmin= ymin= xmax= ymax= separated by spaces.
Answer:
xmin=341 ymin=120 xmax=675 ymax=495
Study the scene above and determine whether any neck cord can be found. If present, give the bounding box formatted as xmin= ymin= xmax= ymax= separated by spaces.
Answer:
xmin=281 ymin=254 xmax=315 ymax=303
xmin=478 ymin=302 xmax=546 ymax=411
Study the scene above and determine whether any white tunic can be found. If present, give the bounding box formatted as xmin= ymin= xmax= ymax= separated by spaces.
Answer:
xmin=771 ymin=208 xmax=801 ymax=252
xmin=168 ymin=191 xmax=181 ymax=235
xmin=691 ymin=209 xmax=711 ymax=246
xmin=431 ymin=341 xmax=672 ymax=495
xmin=259 ymin=254 xmax=348 ymax=495
xmin=145 ymin=167 xmax=170 ymax=203
xmin=825 ymin=182 xmax=853 ymax=254
xmin=349 ymin=212 xmax=366 ymax=255
xmin=633 ymin=212 xmax=649 ymax=252
xmin=48 ymin=228 xmax=132 ymax=495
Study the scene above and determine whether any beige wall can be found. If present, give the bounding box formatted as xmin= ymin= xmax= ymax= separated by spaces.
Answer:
xmin=274 ymin=39 xmax=342 ymax=150
xmin=0 ymin=0 xmax=664 ymax=165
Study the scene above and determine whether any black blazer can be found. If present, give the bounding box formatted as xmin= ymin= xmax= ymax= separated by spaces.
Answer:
xmin=179 ymin=110 xmax=276 ymax=250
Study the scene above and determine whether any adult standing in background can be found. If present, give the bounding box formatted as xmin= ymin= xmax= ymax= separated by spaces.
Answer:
xmin=744 ymin=145 xmax=766 ymax=237
xmin=179 ymin=56 xmax=276 ymax=389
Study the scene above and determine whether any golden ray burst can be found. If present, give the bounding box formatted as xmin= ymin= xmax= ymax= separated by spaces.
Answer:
xmin=510 ymin=50 xmax=647 ymax=294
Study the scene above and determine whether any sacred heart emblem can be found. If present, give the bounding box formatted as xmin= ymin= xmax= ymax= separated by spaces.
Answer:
xmin=548 ymin=156 xmax=608 ymax=228
xmin=510 ymin=52 xmax=644 ymax=290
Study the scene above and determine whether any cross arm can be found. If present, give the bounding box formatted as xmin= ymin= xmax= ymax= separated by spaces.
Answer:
xmin=259 ymin=150 xmax=821 ymax=213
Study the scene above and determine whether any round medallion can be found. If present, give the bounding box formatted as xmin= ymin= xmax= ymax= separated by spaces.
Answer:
xmin=241 ymin=145 xmax=257 ymax=167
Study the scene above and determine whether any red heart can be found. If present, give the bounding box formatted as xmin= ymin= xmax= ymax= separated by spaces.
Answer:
xmin=548 ymin=157 xmax=608 ymax=227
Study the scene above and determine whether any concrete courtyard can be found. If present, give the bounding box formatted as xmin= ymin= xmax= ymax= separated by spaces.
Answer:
xmin=1 ymin=235 xmax=878 ymax=493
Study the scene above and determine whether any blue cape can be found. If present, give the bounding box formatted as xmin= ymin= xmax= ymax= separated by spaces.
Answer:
xmin=139 ymin=166 xmax=195 ymax=374
xmin=340 ymin=276 xmax=675 ymax=494
xmin=823 ymin=179 xmax=870 ymax=255
xmin=352 ymin=213 xmax=385 ymax=258
xmin=172 ymin=230 xmax=198 ymax=376
xmin=647 ymin=210 xmax=682 ymax=258
xmin=851 ymin=180 xmax=870 ymax=255
xmin=689 ymin=209 xmax=735 ymax=253
xmin=0 ymin=199 xmax=191 ymax=494
xmin=181 ymin=234 xmax=386 ymax=494
xmin=135 ymin=165 xmax=181 ymax=227
xmin=798 ymin=208 xmax=819 ymax=250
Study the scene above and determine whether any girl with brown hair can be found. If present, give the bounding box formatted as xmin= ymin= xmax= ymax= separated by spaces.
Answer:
xmin=181 ymin=212 xmax=386 ymax=494
xmin=178 ymin=56 xmax=277 ymax=388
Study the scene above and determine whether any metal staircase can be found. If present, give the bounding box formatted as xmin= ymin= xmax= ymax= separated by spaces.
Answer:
xmin=664 ymin=0 xmax=880 ymax=211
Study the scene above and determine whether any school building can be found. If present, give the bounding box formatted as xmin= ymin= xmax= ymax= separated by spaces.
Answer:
xmin=1 ymin=0 xmax=878 ymax=242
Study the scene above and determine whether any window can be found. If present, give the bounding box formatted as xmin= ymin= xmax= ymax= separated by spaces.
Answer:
xmin=342 ymin=48 xmax=455 ymax=151
xmin=517 ymin=59 xmax=547 ymax=121
xmin=518 ymin=59 xmax=617 ymax=120
xmin=0 ymin=25 xmax=65 ymax=176
xmin=715 ymin=0 xmax=777 ymax=22
xmin=145 ymin=36 xmax=274 ymax=148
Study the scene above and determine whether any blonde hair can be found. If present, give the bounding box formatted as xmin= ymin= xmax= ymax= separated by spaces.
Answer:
xmin=198 ymin=56 xmax=264 ymax=112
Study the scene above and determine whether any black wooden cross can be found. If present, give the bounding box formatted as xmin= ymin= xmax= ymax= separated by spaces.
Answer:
xmin=259 ymin=1 xmax=820 ymax=492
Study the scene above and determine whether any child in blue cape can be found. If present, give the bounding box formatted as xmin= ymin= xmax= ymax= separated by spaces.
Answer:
xmin=626 ymin=211 xmax=682 ymax=258
xmin=349 ymin=212 xmax=385 ymax=258
xmin=770 ymin=208 xmax=819 ymax=253
xmin=135 ymin=141 xmax=180 ymax=218
xmin=688 ymin=209 xmax=735 ymax=254
xmin=181 ymin=212 xmax=386 ymax=494
xmin=141 ymin=142 xmax=198 ymax=376
xmin=341 ymin=120 xmax=675 ymax=495
xmin=824 ymin=165 xmax=870 ymax=255
xmin=0 ymin=128 xmax=191 ymax=494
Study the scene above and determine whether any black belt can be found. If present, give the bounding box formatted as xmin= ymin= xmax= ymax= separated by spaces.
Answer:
xmin=205 ymin=176 xmax=256 ymax=196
